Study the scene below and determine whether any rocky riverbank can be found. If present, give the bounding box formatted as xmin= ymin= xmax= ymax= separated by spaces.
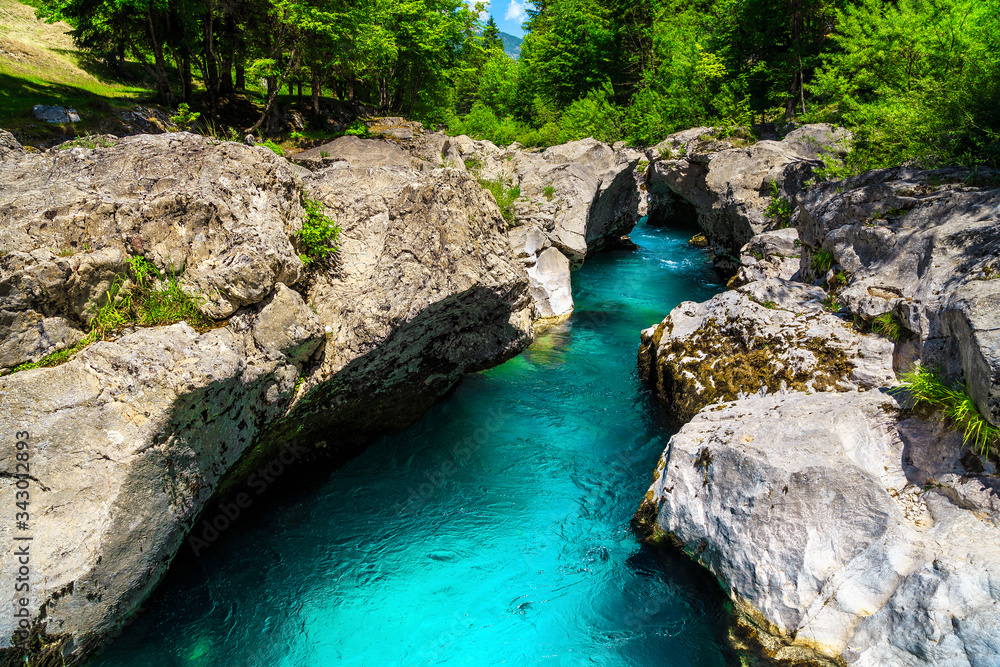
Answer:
xmin=635 ymin=125 xmax=1000 ymax=665
xmin=0 ymin=124 xmax=646 ymax=663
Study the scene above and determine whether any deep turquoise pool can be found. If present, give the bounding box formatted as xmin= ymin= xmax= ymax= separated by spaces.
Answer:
xmin=92 ymin=221 xmax=729 ymax=666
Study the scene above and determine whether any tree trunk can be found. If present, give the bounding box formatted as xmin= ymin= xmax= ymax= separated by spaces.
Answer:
xmin=220 ymin=14 xmax=236 ymax=95
xmin=249 ymin=48 xmax=300 ymax=134
xmin=146 ymin=7 xmax=173 ymax=102
xmin=297 ymin=82 xmax=302 ymax=107
xmin=204 ymin=6 xmax=219 ymax=118
xmin=181 ymin=53 xmax=192 ymax=102
xmin=311 ymin=67 xmax=321 ymax=115
xmin=784 ymin=0 xmax=803 ymax=120
xmin=236 ymin=63 xmax=246 ymax=92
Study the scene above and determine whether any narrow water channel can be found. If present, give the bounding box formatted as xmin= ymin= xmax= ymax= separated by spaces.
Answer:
xmin=92 ymin=220 xmax=729 ymax=666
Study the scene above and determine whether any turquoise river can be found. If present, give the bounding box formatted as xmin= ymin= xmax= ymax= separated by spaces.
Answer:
xmin=92 ymin=220 xmax=733 ymax=666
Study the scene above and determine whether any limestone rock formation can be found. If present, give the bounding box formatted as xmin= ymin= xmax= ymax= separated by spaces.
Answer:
xmin=0 ymin=133 xmax=305 ymax=373
xmin=636 ymin=390 xmax=1000 ymax=666
xmin=639 ymin=277 xmax=895 ymax=423
xmin=636 ymin=152 xmax=1000 ymax=667
xmin=795 ymin=168 xmax=1000 ymax=426
xmin=646 ymin=124 xmax=849 ymax=274
xmin=0 ymin=134 xmax=533 ymax=664
xmin=470 ymin=137 xmax=642 ymax=319
xmin=729 ymin=227 xmax=802 ymax=288
xmin=292 ymin=134 xmax=419 ymax=171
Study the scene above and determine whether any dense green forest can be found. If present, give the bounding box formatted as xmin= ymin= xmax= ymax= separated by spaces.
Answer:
xmin=35 ymin=0 xmax=1000 ymax=170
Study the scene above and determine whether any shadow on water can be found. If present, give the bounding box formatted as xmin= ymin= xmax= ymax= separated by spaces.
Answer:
xmin=90 ymin=220 xmax=735 ymax=667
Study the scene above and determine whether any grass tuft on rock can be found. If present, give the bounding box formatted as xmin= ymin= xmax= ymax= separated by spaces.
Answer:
xmin=812 ymin=249 xmax=835 ymax=275
xmin=871 ymin=312 xmax=904 ymax=342
xmin=91 ymin=256 xmax=211 ymax=336
xmin=478 ymin=178 xmax=520 ymax=226
xmin=3 ymin=257 xmax=210 ymax=376
xmin=891 ymin=365 xmax=999 ymax=455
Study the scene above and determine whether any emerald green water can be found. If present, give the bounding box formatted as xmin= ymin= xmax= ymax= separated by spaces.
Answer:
xmin=92 ymin=221 xmax=729 ymax=666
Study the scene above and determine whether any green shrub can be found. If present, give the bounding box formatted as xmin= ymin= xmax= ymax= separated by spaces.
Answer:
xmin=260 ymin=139 xmax=285 ymax=156
xmin=297 ymin=197 xmax=341 ymax=265
xmin=170 ymin=103 xmax=201 ymax=131
xmin=478 ymin=178 xmax=520 ymax=225
xmin=542 ymin=185 xmax=555 ymax=201
xmin=345 ymin=120 xmax=372 ymax=138
xmin=765 ymin=180 xmax=793 ymax=228
xmin=891 ymin=365 xmax=999 ymax=455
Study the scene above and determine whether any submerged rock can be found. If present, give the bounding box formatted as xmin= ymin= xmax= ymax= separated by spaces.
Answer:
xmin=636 ymin=390 xmax=1000 ymax=666
xmin=638 ymin=277 xmax=895 ymax=423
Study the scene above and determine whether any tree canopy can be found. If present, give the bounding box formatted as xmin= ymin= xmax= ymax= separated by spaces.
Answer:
xmin=38 ymin=0 xmax=1000 ymax=169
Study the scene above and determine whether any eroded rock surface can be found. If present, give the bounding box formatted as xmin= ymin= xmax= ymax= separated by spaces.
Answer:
xmin=646 ymin=124 xmax=849 ymax=274
xmin=636 ymin=390 xmax=1000 ymax=667
xmin=729 ymin=227 xmax=802 ymax=287
xmin=795 ymin=168 xmax=1000 ymax=426
xmin=0 ymin=133 xmax=305 ymax=371
xmin=0 ymin=142 xmax=533 ymax=663
xmin=639 ymin=277 xmax=895 ymax=422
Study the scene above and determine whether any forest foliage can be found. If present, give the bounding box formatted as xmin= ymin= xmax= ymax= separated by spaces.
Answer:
xmin=33 ymin=0 xmax=1000 ymax=170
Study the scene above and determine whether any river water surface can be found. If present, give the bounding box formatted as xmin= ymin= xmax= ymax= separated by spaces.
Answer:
xmin=93 ymin=221 xmax=730 ymax=666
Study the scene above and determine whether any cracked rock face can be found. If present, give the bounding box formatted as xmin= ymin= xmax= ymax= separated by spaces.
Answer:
xmin=0 ymin=133 xmax=305 ymax=371
xmin=646 ymin=124 xmax=849 ymax=274
xmin=729 ymin=227 xmax=802 ymax=288
xmin=0 ymin=321 xmax=302 ymax=659
xmin=475 ymin=137 xmax=642 ymax=319
xmin=796 ymin=168 xmax=1000 ymax=427
xmin=0 ymin=151 xmax=533 ymax=663
xmin=636 ymin=390 xmax=1000 ymax=667
xmin=638 ymin=277 xmax=896 ymax=423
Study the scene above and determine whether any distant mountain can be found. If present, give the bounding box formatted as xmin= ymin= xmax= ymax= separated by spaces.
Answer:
xmin=500 ymin=31 xmax=522 ymax=58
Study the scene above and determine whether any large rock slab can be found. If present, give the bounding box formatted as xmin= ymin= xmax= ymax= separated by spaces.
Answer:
xmin=0 ymin=132 xmax=305 ymax=371
xmin=0 ymin=321 xmax=302 ymax=661
xmin=796 ymin=168 xmax=1000 ymax=426
xmin=240 ymin=164 xmax=535 ymax=471
xmin=292 ymin=135 xmax=419 ymax=171
xmin=647 ymin=124 xmax=849 ymax=274
xmin=636 ymin=390 xmax=1000 ymax=666
xmin=0 ymin=158 xmax=533 ymax=664
xmin=638 ymin=277 xmax=895 ymax=423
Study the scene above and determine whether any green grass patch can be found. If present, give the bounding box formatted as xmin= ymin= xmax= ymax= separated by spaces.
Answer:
xmin=812 ymin=249 xmax=835 ymax=275
xmin=297 ymin=196 xmax=340 ymax=266
xmin=478 ymin=178 xmax=520 ymax=226
xmin=260 ymin=139 xmax=285 ymax=156
xmin=542 ymin=185 xmax=555 ymax=201
xmin=891 ymin=365 xmax=999 ymax=455
xmin=3 ymin=256 xmax=210 ymax=376
xmin=3 ymin=331 xmax=97 ymax=375
xmin=91 ymin=256 xmax=211 ymax=336
xmin=56 ymin=133 xmax=116 ymax=149
xmin=871 ymin=312 xmax=904 ymax=342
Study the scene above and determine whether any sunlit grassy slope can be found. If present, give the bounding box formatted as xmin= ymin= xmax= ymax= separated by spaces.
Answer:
xmin=0 ymin=0 xmax=151 ymax=132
